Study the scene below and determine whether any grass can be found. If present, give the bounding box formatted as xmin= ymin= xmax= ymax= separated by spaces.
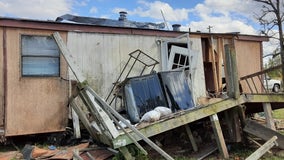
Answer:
xmin=273 ymin=108 xmax=284 ymax=119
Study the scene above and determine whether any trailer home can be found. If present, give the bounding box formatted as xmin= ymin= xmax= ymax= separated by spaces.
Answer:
xmin=0 ymin=15 xmax=283 ymax=158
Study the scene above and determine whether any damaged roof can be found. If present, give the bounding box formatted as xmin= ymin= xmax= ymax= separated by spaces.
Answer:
xmin=0 ymin=14 xmax=269 ymax=42
xmin=55 ymin=12 xmax=165 ymax=30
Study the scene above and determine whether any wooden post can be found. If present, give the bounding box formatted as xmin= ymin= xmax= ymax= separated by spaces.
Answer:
xmin=217 ymin=38 xmax=224 ymax=93
xmin=263 ymin=102 xmax=276 ymax=130
xmin=245 ymin=136 xmax=278 ymax=160
xmin=119 ymin=146 xmax=135 ymax=160
xmin=210 ymin=36 xmax=219 ymax=93
xmin=224 ymin=108 xmax=241 ymax=142
xmin=210 ymin=114 xmax=229 ymax=159
xmin=185 ymin=124 xmax=198 ymax=152
xmin=224 ymin=44 xmax=240 ymax=99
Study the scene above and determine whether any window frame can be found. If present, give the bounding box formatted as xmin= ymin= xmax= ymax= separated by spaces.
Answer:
xmin=21 ymin=34 xmax=60 ymax=77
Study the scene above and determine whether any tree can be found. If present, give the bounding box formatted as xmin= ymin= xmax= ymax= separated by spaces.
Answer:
xmin=254 ymin=0 xmax=284 ymax=83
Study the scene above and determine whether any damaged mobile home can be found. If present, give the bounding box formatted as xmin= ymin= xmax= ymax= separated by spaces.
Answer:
xmin=1 ymin=12 xmax=284 ymax=159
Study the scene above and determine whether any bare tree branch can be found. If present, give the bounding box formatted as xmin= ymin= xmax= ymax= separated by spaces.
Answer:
xmin=254 ymin=0 xmax=284 ymax=83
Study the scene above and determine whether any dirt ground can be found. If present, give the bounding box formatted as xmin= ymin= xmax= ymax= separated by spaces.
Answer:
xmin=1 ymin=128 xmax=284 ymax=160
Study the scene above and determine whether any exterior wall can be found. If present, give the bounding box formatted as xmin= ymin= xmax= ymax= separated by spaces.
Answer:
xmin=5 ymin=28 xmax=69 ymax=136
xmin=0 ymin=28 xmax=3 ymax=127
xmin=235 ymin=40 xmax=262 ymax=93
xmin=67 ymin=32 xmax=163 ymax=98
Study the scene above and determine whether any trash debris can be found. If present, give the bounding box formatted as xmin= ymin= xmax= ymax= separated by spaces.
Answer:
xmin=244 ymin=119 xmax=284 ymax=149
xmin=245 ymin=136 xmax=278 ymax=160
xmin=118 ymin=119 xmax=131 ymax=129
xmin=140 ymin=110 xmax=161 ymax=122
xmin=80 ymin=149 xmax=114 ymax=160
xmin=21 ymin=144 xmax=34 ymax=160
xmin=154 ymin=106 xmax=172 ymax=117
xmin=0 ymin=151 xmax=19 ymax=160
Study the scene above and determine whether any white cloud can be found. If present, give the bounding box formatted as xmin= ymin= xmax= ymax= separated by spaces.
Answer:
xmin=0 ymin=0 xmax=72 ymax=20
xmin=186 ymin=0 xmax=261 ymax=35
xmin=113 ymin=0 xmax=190 ymax=22
xmin=112 ymin=7 xmax=128 ymax=14
xmin=89 ymin=6 xmax=98 ymax=14
xmin=187 ymin=15 xmax=257 ymax=34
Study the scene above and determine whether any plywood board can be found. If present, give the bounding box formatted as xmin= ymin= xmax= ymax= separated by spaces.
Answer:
xmin=5 ymin=28 xmax=69 ymax=136
xmin=234 ymin=40 xmax=262 ymax=93
xmin=188 ymin=38 xmax=207 ymax=101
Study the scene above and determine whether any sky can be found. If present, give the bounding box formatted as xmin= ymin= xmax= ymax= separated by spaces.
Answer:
xmin=0 ymin=0 xmax=280 ymax=58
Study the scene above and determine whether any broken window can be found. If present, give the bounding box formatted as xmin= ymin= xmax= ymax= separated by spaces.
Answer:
xmin=21 ymin=35 xmax=60 ymax=77
xmin=168 ymin=45 xmax=189 ymax=70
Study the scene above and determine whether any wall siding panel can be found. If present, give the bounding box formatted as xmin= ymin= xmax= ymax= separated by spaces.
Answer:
xmin=5 ymin=29 xmax=69 ymax=136
xmin=67 ymin=32 xmax=161 ymax=98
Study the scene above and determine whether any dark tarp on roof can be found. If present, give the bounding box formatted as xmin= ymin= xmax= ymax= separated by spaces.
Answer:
xmin=56 ymin=14 xmax=165 ymax=29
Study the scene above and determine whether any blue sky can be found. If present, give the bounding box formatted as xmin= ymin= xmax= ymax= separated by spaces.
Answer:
xmin=0 ymin=0 xmax=280 ymax=57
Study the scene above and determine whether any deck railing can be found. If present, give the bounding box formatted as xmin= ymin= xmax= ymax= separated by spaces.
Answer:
xmin=239 ymin=64 xmax=282 ymax=94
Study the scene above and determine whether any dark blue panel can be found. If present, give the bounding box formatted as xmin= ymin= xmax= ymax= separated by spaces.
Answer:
xmin=124 ymin=74 xmax=167 ymax=123
xmin=159 ymin=71 xmax=195 ymax=111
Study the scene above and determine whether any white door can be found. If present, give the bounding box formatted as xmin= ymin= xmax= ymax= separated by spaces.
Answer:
xmin=160 ymin=35 xmax=206 ymax=104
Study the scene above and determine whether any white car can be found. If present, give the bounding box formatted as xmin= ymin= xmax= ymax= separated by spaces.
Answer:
xmin=264 ymin=76 xmax=281 ymax=93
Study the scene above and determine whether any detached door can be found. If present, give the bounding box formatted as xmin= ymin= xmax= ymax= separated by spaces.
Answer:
xmin=160 ymin=35 xmax=206 ymax=103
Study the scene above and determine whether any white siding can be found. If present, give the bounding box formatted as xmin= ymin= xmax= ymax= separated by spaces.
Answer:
xmin=67 ymin=32 xmax=162 ymax=98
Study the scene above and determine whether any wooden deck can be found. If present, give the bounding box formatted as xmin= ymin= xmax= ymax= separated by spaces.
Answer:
xmin=112 ymin=93 xmax=284 ymax=149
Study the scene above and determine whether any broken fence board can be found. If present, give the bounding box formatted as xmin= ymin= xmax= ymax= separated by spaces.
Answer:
xmin=244 ymin=119 xmax=284 ymax=149
xmin=85 ymin=86 xmax=175 ymax=160
xmin=247 ymin=136 xmax=272 ymax=154
xmin=245 ymin=136 xmax=278 ymax=160
xmin=70 ymin=100 xmax=99 ymax=140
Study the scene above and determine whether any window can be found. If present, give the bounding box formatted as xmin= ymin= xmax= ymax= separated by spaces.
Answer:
xmin=21 ymin=35 xmax=60 ymax=77
xmin=167 ymin=45 xmax=189 ymax=70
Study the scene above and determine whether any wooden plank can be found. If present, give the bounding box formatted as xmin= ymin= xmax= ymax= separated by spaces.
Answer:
xmin=185 ymin=124 xmax=198 ymax=152
xmin=210 ymin=36 xmax=219 ymax=93
xmin=113 ymin=95 xmax=248 ymax=148
xmin=81 ymin=89 xmax=120 ymax=139
xmin=246 ymin=94 xmax=284 ymax=103
xmin=240 ymin=64 xmax=283 ymax=80
xmin=263 ymin=103 xmax=276 ymax=130
xmin=244 ymin=119 xmax=284 ymax=149
xmin=119 ymin=146 xmax=135 ymax=160
xmin=85 ymin=86 xmax=174 ymax=160
xmin=73 ymin=149 xmax=84 ymax=160
xmin=107 ymin=109 xmax=148 ymax=155
xmin=247 ymin=136 xmax=272 ymax=154
xmin=72 ymin=109 xmax=81 ymax=138
xmin=69 ymin=70 xmax=81 ymax=139
xmin=224 ymin=44 xmax=240 ymax=98
xmin=210 ymin=114 xmax=229 ymax=159
xmin=70 ymin=100 xmax=99 ymax=140
xmin=52 ymin=32 xmax=85 ymax=83
xmin=245 ymin=136 xmax=277 ymax=160
xmin=217 ymin=38 xmax=224 ymax=93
